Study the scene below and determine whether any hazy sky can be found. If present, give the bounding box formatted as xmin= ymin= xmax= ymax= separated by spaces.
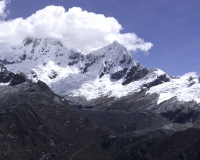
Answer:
xmin=1 ymin=0 xmax=200 ymax=76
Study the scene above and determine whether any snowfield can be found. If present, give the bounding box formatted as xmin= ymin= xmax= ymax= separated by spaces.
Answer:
xmin=58 ymin=68 xmax=168 ymax=101
xmin=1 ymin=38 xmax=200 ymax=105
xmin=148 ymin=72 xmax=200 ymax=104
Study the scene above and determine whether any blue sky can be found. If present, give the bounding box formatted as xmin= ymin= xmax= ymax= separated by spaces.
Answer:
xmin=1 ymin=0 xmax=200 ymax=76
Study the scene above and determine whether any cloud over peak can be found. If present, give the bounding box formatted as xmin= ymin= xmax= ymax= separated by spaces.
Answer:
xmin=0 ymin=5 xmax=153 ymax=54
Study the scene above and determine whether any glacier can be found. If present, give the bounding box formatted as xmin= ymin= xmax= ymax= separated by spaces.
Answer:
xmin=0 ymin=38 xmax=200 ymax=105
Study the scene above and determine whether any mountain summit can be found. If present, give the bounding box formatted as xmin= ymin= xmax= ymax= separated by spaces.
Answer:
xmin=2 ymin=38 xmax=200 ymax=107
xmin=0 ymin=38 xmax=168 ymax=98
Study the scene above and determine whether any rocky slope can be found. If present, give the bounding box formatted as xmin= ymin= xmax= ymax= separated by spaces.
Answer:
xmin=1 ymin=82 xmax=200 ymax=160
xmin=0 ymin=75 xmax=110 ymax=159
xmin=1 ymin=70 xmax=200 ymax=159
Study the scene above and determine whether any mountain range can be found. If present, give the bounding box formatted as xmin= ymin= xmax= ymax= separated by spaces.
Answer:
xmin=1 ymin=38 xmax=200 ymax=108
xmin=2 ymin=38 xmax=200 ymax=103
xmin=1 ymin=38 xmax=200 ymax=159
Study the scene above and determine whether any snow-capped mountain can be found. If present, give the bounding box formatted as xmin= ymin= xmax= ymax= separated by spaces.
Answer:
xmin=1 ymin=38 xmax=200 ymax=107
xmin=0 ymin=38 xmax=152 ymax=94
xmin=2 ymin=39 xmax=200 ymax=160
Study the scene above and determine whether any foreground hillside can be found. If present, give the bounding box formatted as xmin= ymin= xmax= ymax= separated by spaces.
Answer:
xmin=0 ymin=79 xmax=110 ymax=159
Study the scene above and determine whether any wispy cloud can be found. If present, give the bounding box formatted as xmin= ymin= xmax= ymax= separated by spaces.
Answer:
xmin=0 ymin=5 xmax=153 ymax=54
xmin=0 ymin=0 xmax=9 ymax=20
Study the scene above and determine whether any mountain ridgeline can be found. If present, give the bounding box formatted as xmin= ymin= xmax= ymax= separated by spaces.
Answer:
xmin=1 ymin=38 xmax=149 ymax=83
xmin=1 ymin=38 xmax=200 ymax=159
xmin=0 ymin=38 xmax=171 ymax=104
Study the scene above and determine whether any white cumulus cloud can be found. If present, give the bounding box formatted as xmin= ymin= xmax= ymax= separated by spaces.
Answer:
xmin=0 ymin=5 xmax=153 ymax=53
xmin=0 ymin=0 xmax=9 ymax=19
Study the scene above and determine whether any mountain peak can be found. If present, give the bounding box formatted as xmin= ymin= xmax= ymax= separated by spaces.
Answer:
xmin=89 ymin=40 xmax=131 ymax=58
xmin=109 ymin=40 xmax=125 ymax=48
xmin=112 ymin=40 xmax=118 ymax=44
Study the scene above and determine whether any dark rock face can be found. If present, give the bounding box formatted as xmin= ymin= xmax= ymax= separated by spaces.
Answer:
xmin=0 ymin=72 xmax=12 ymax=83
xmin=111 ymin=68 xmax=128 ymax=80
xmin=99 ymin=66 xmax=107 ymax=78
xmin=159 ymin=73 xmax=170 ymax=82
xmin=9 ymin=72 xmax=27 ymax=86
xmin=68 ymin=51 xmax=85 ymax=66
xmin=0 ymin=68 xmax=27 ymax=86
xmin=19 ymin=54 xmax=27 ymax=61
xmin=143 ymin=74 xmax=170 ymax=88
xmin=122 ymin=66 xmax=138 ymax=85
xmin=122 ymin=65 xmax=148 ymax=85
xmin=23 ymin=38 xmax=33 ymax=46
xmin=134 ymin=67 xmax=149 ymax=80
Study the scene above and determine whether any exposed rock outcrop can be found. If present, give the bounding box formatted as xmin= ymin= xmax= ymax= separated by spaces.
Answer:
xmin=122 ymin=64 xmax=149 ymax=85
xmin=143 ymin=73 xmax=170 ymax=88
xmin=0 ymin=67 xmax=28 ymax=86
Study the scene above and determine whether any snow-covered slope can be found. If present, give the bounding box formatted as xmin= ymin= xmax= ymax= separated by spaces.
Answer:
xmin=1 ymin=38 xmax=200 ymax=105
xmin=148 ymin=72 xmax=200 ymax=104
xmin=1 ymin=38 xmax=85 ymax=84
xmin=83 ymin=41 xmax=141 ymax=75
xmin=62 ymin=68 xmax=168 ymax=101
xmin=0 ymin=38 xmax=153 ymax=97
